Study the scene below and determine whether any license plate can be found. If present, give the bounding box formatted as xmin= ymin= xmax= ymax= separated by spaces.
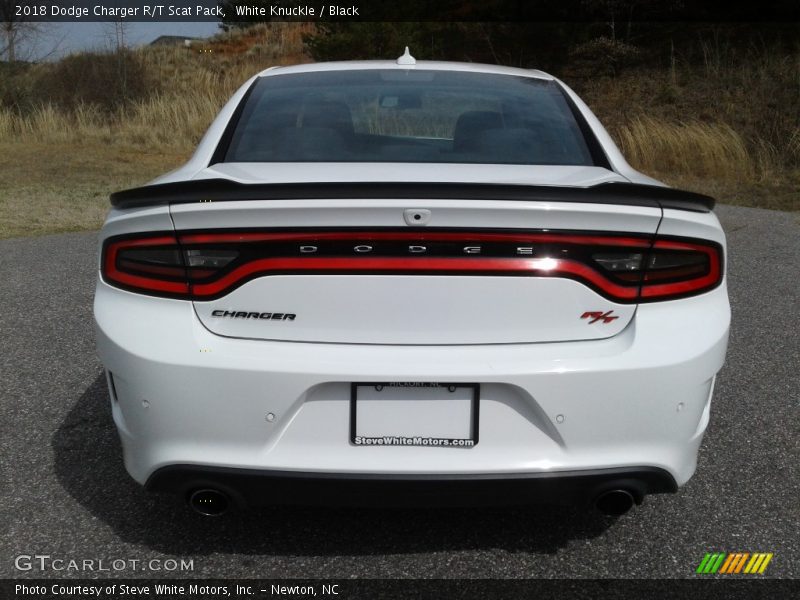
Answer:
xmin=350 ymin=382 xmax=479 ymax=448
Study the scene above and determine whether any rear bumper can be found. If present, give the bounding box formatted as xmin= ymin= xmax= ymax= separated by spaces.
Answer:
xmin=95 ymin=279 xmax=730 ymax=496
xmin=146 ymin=465 xmax=677 ymax=508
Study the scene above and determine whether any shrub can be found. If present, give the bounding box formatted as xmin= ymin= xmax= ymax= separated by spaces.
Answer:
xmin=32 ymin=50 xmax=158 ymax=113
xmin=569 ymin=37 xmax=642 ymax=77
xmin=0 ymin=60 xmax=34 ymax=109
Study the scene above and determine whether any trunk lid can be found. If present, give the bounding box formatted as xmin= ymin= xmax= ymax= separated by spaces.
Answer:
xmin=170 ymin=166 xmax=660 ymax=345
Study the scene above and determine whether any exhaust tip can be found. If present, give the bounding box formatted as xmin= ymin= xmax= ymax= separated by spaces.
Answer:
xmin=594 ymin=489 xmax=636 ymax=516
xmin=188 ymin=488 xmax=230 ymax=516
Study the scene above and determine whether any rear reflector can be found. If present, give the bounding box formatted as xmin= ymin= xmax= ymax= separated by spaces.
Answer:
xmin=101 ymin=229 xmax=722 ymax=302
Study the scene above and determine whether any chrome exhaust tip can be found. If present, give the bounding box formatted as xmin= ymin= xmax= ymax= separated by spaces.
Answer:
xmin=188 ymin=488 xmax=230 ymax=516
xmin=594 ymin=489 xmax=636 ymax=515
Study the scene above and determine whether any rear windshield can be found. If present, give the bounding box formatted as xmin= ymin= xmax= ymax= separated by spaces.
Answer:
xmin=221 ymin=70 xmax=596 ymax=166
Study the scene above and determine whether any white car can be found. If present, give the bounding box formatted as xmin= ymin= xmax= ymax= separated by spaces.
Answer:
xmin=95 ymin=51 xmax=730 ymax=516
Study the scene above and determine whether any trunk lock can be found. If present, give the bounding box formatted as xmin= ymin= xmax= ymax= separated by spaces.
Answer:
xmin=404 ymin=209 xmax=431 ymax=226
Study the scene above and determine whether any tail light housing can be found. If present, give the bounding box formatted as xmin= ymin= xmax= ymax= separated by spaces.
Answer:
xmin=102 ymin=229 xmax=723 ymax=303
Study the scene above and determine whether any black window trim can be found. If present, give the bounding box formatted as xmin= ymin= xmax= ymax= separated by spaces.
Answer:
xmin=553 ymin=80 xmax=612 ymax=170
xmin=209 ymin=77 xmax=259 ymax=166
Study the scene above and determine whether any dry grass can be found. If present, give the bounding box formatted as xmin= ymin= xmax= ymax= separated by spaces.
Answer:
xmin=121 ymin=93 xmax=229 ymax=149
xmin=610 ymin=118 xmax=798 ymax=211
xmin=0 ymin=109 xmax=12 ymax=138
xmin=0 ymin=142 xmax=188 ymax=238
xmin=607 ymin=115 xmax=798 ymax=211
xmin=614 ymin=117 xmax=753 ymax=180
xmin=0 ymin=104 xmax=107 ymax=143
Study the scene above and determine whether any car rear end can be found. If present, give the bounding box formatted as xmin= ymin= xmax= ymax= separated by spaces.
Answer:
xmin=94 ymin=62 xmax=729 ymax=514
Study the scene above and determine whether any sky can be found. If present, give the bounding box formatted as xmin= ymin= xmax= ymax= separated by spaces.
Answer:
xmin=18 ymin=22 xmax=220 ymax=60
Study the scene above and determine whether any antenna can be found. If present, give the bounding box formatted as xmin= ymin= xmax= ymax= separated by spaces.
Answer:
xmin=396 ymin=47 xmax=416 ymax=66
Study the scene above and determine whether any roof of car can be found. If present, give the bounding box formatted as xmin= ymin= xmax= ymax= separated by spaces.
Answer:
xmin=257 ymin=60 xmax=554 ymax=81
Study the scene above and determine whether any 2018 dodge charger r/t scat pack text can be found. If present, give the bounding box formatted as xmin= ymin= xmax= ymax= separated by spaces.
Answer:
xmin=94 ymin=51 xmax=730 ymax=516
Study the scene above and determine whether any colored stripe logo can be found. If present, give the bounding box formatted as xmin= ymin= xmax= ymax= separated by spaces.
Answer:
xmin=696 ymin=552 xmax=773 ymax=574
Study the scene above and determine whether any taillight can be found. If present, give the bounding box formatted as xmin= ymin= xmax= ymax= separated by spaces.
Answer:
xmin=640 ymin=239 xmax=722 ymax=300
xmin=103 ymin=235 xmax=188 ymax=296
xmin=591 ymin=239 xmax=721 ymax=300
xmin=102 ymin=236 xmax=240 ymax=298
xmin=101 ymin=230 xmax=722 ymax=302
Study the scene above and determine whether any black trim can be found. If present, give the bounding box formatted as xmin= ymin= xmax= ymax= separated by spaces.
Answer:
xmin=208 ymin=79 xmax=259 ymax=166
xmin=555 ymin=81 xmax=612 ymax=170
xmin=106 ymin=371 xmax=118 ymax=402
xmin=110 ymin=180 xmax=715 ymax=213
xmin=145 ymin=465 xmax=678 ymax=509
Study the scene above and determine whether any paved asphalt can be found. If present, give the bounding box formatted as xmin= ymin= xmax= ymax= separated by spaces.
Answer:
xmin=0 ymin=205 xmax=797 ymax=581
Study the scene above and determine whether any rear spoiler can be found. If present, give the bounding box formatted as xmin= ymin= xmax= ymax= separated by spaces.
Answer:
xmin=110 ymin=180 xmax=715 ymax=213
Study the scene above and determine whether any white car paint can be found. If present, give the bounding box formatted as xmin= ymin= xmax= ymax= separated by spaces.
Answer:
xmin=94 ymin=58 xmax=730 ymax=510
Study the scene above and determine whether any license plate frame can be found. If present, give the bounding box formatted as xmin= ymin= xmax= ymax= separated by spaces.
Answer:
xmin=350 ymin=382 xmax=480 ymax=448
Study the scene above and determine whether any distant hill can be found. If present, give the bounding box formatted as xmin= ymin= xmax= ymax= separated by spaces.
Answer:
xmin=149 ymin=36 xmax=201 ymax=47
